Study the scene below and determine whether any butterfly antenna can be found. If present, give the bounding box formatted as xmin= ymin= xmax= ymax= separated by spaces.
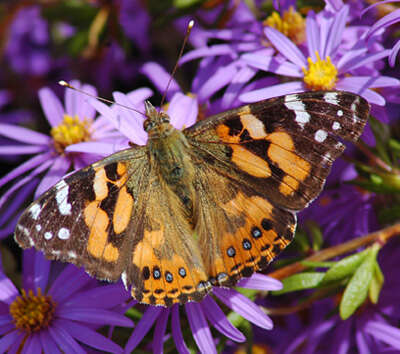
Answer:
xmin=158 ymin=19 xmax=194 ymax=113
xmin=58 ymin=80 xmax=147 ymax=118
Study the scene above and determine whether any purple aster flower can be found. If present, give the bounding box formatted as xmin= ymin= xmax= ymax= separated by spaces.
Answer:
xmin=0 ymin=250 xmax=132 ymax=353
xmin=240 ymin=5 xmax=400 ymax=106
xmin=5 ymin=6 xmax=52 ymax=76
xmin=125 ymin=274 xmax=282 ymax=353
xmin=0 ymin=81 xmax=123 ymax=238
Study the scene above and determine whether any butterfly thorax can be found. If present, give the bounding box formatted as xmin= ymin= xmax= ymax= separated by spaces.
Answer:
xmin=144 ymin=102 xmax=196 ymax=218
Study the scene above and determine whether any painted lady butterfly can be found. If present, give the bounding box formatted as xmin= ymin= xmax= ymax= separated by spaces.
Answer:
xmin=15 ymin=91 xmax=369 ymax=307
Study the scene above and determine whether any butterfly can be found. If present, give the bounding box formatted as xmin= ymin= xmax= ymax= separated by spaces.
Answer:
xmin=15 ymin=91 xmax=369 ymax=307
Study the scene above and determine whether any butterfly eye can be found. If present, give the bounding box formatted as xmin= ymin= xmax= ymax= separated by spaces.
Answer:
xmin=143 ymin=120 xmax=155 ymax=132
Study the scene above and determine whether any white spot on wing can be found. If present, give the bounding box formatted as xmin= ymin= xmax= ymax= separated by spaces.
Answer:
xmin=44 ymin=232 xmax=53 ymax=240
xmin=68 ymin=251 xmax=77 ymax=259
xmin=284 ymin=95 xmax=311 ymax=128
xmin=337 ymin=110 xmax=343 ymax=117
xmin=122 ymin=271 xmax=128 ymax=290
xmin=332 ymin=121 xmax=341 ymax=130
xmin=51 ymin=250 xmax=61 ymax=257
xmin=29 ymin=204 xmax=42 ymax=220
xmin=35 ymin=225 xmax=42 ymax=232
xmin=323 ymin=92 xmax=338 ymax=105
xmin=315 ymin=129 xmax=328 ymax=143
xmin=58 ymin=228 xmax=70 ymax=240
xmin=56 ymin=180 xmax=72 ymax=216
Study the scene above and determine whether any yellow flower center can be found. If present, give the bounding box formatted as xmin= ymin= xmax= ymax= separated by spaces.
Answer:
xmin=302 ymin=52 xmax=338 ymax=91
xmin=264 ymin=6 xmax=306 ymax=44
xmin=51 ymin=114 xmax=92 ymax=153
xmin=9 ymin=288 xmax=56 ymax=333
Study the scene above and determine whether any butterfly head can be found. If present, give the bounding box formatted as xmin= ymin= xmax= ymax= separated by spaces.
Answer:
xmin=143 ymin=101 xmax=174 ymax=139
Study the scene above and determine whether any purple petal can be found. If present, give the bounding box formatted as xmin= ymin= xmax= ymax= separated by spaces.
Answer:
xmin=171 ymin=305 xmax=190 ymax=354
xmin=201 ymin=296 xmax=245 ymax=342
xmin=186 ymin=301 xmax=217 ymax=354
xmin=126 ymin=87 xmax=154 ymax=104
xmin=237 ymin=273 xmax=282 ymax=291
xmin=63 ymin=283 xmax=130 ymax=309
xmin=306 ymin=11 xmax=319 ymax=57
xmin=336 ymin=48 xmax=367 ymax=72
xmin=0 ymin=158 xmax=53 ymax=210
xmin=39 ymin=330 xmax=61 ymax=354
xmin=241 ymin=53 xmax=303 ymax=77
xmin=23 ymin=333 xmax=41 ymax=354
xmin=125 ymin=306 xmax=162 ymax=353
xmin=141 ymin=62 xmax=180 ymax=99
xmin=213 ymin=287 xmax=273 ymax=330
xmin=220 ymin=65 xmax=256 ymax=110
xmin=56 ymin=308 xmax=133 ymax=327
xmin=0 ymin=273 xmax=18 ymax=304
xmin=4 ymin=331 xmax=23 ymax=354
xmin=23 ymin=249 xmax=36 ymax=292
xmin=34 ymin=252 xmax=50 ymax=292
xmin=355 ymin=319 xmax=370 ymax=354
xmin=0 ymin=145 xmax=48 ymax=155
xmin=196 ymin=62 xmax=239 ymax=102
xmin=48 ymin=320 xmax=86 ymax=354
xmin=0 ymin=124 xmax=50 ymax=145
xmin=326 ymin=5 xmax=349 ymax=57
xmin=112 ymin=92 xmax=148 ymax=144
xmin=65 ymin=80 xmax=98 ymax=119
xmin=338 ymin=50 xmax=391 ymax=74
xmin=180 ymin=45 xmax=237 ymax=65
xmin=389 ymin=39 xmax=400 ymax=67
xmin=39 ymin=88 xmax=65 ymax=127
xmin=167 ymin=93 xmax=198 ymax=129
xmin=153 ymin=308 xmax=170 ymax=354
xmin=0 ymin=331 xmax=23 ymax=353
xmin=65 ymin=141 xmax=125 ymax=156
xmin=365 ymin=9 xmax=400 ymax=41
xmin=0 ymin=152 xmax=52 ymax=189
xmin=0 ymin=315 xmax=12 ymax=326
xmin=48 ymin=266 xmax=92 ymax=303
xmin=239 ymin=81 xmax=305 ymax=102
xmin=264 ymin=27 xmax=306 ymax=67
xmin=365 ymin=320 xmax=400 ymax=349
xmin=61 ymin=318 xmax=124 ymax=353
xmin=34 ymin=155 xmax=70 ymax=198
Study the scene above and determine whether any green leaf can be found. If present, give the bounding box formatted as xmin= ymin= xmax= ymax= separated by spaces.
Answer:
xmin=320 ymin=249 xmax=370 ymax=285
xmin=272 ymin=272 xmax=325 ymax=295
xmin=369 ymin=260 xmax=384 ymax=304
xmin=173 ymin=0 xmax=203 ymax=8
xmin=300 ymin=260 xmax=336 ymax=268
xmin=307 ymin=222 xmax=324 ymax=251
xmin=339 ymin=244 xmax=380 ymax=320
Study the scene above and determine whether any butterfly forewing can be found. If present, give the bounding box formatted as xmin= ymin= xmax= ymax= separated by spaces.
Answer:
xmin=15 ymin=148 xmax=147 ymax=282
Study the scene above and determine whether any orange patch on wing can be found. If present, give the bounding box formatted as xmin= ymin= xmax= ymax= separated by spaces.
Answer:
xmin=240 ymin=114 xmax=267 ymax=139
xmin=231 ymin=145 xmax=271 ymax=178
xmin=267 ymin=131 xmax=311 ymax=181
xmin=103 ymin=243 xmax=119 ymax=262
xmin=113 ymin=186 xmax=134 ymax=234
xmin=85 ymin=202 xmax=109 ymax=258
xmin=216 ymin=124 xmax=240 ymax=143
xmin=117 ymin=162 xmax=127 ymax=176
xmin=279 ymin=175 xmax=299 ymax=196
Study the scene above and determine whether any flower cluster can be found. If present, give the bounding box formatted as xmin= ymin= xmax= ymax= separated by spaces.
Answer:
xmin=1 ymin=0 xmax=400 ymax=353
